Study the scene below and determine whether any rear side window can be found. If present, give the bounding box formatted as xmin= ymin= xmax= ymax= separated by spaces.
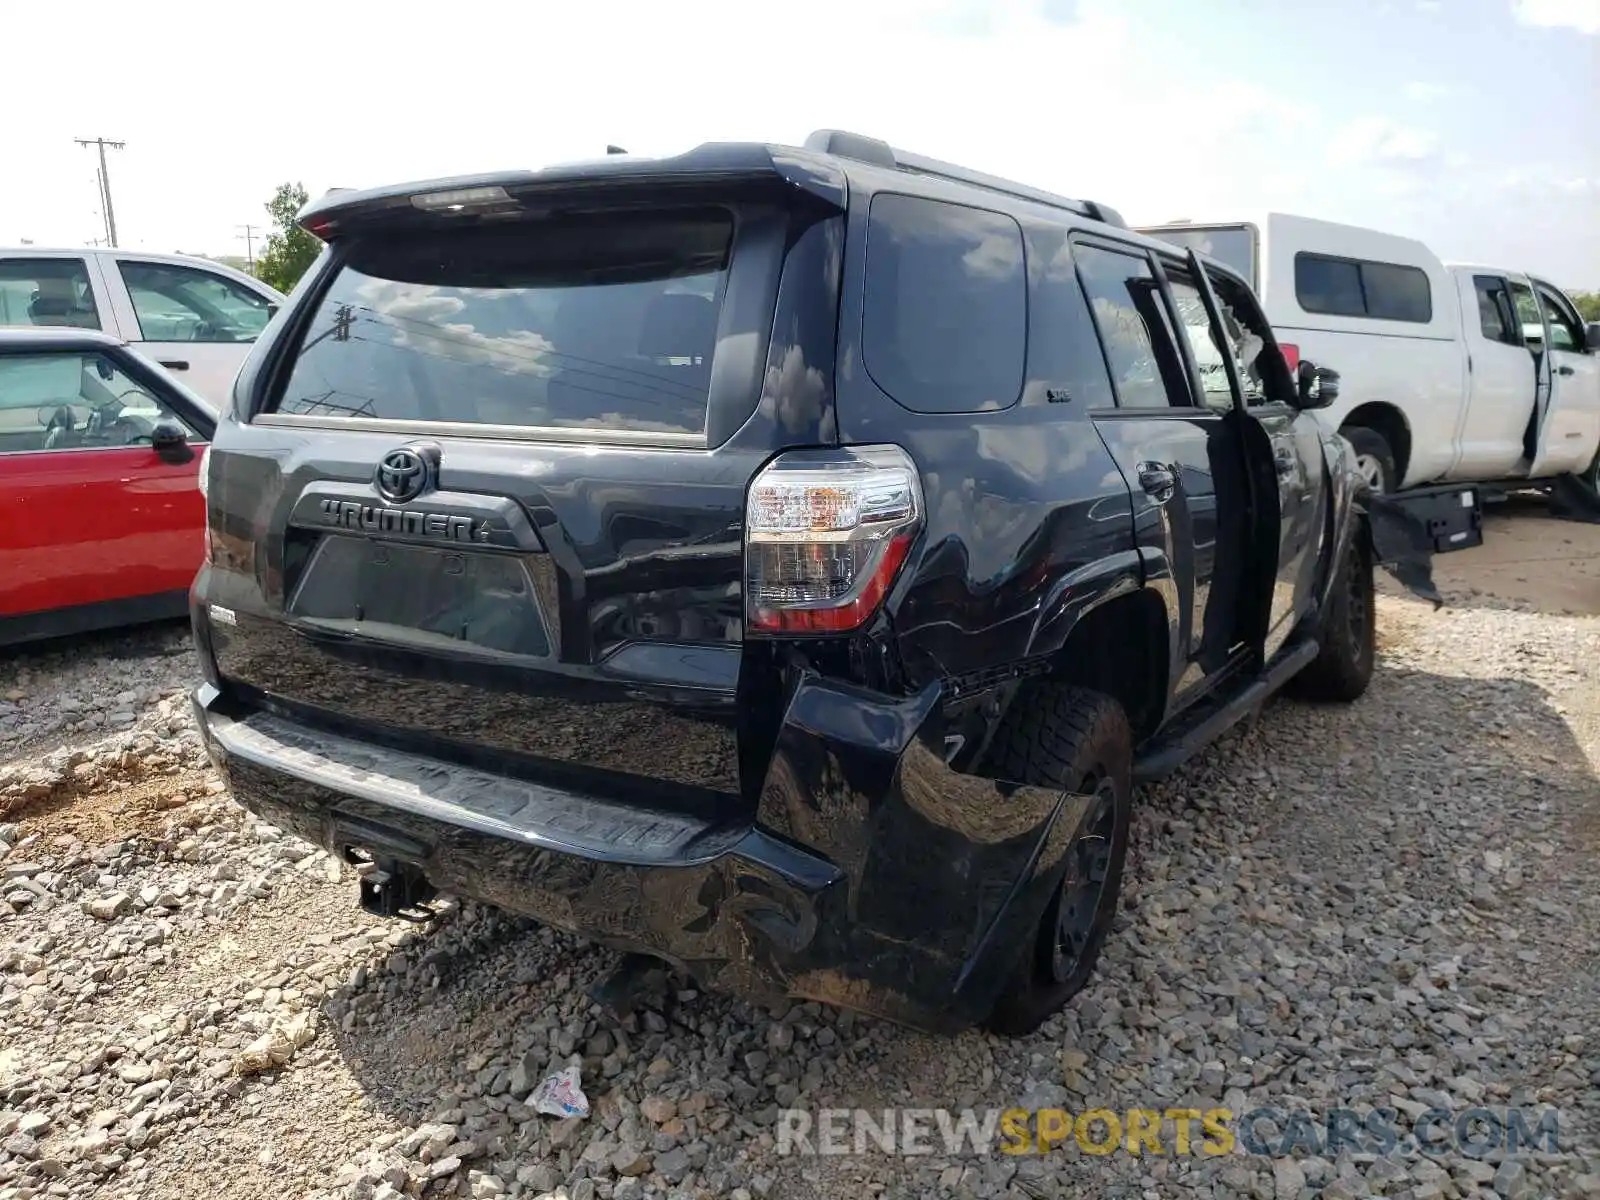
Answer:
xmin=267 ymin=210 xmax=733 ymax=436
xmin=862 ymin=194 xmax=1026 ymax=413
xmin=1295 ymin=253 xmax=1432 ymax=323
xmin=1073 ymin=243 xmax=1190 ymax=409
xmin=0 ymin=258 xmax=101 ymax=330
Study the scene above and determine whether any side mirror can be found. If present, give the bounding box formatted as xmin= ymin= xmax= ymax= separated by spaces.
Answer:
xmin=266 ymin=303 xmax=280 ymax=319
xmin=1297 ymin=362 xmax=1340 ymax=409
xmin=1587 ymin=322 xmax=1600 ymax=352
xmin=149 ymin=420 xmax=193 ymax=464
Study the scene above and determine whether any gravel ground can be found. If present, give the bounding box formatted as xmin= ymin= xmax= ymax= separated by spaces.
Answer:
xmin=1 ymin=513 xmax=1597 ymax=1200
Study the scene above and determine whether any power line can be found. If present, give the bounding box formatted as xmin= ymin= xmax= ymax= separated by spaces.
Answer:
xmin=74 ymin=138 xmax=125 ymax=247
xmin=236 ymin=224 xmax=262 ymax=272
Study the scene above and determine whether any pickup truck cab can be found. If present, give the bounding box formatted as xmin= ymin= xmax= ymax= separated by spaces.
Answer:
xmin=1140 ymin=214 xmax=1600 ymax=495
xmin=0 ymin=248 xmax=285 ymax=404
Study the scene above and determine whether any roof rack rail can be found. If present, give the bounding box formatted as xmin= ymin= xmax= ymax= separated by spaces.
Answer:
xmin=803 ymin=129 xmax=1128 ymax=228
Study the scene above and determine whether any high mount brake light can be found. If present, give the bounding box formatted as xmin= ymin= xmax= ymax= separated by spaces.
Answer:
xmin=744 ymin=445 xmax=922 ymax=635
xmin=410 ymin=185 xmax=513 ymax=213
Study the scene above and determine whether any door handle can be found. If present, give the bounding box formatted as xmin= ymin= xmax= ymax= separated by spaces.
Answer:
xmin=160 ymin=360 xmax=190 ymax=371
xmin=1555 ymin=364 xmax=1575 ymax=376
xmin=1136 ymin=462 xmax=1177 ymax=501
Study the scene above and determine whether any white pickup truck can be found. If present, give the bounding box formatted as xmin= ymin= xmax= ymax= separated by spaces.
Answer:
xmin=0 ymin=248 xmax=285 ymax=404
xmin=1141 ymin=214 xmax=1600 ymax=496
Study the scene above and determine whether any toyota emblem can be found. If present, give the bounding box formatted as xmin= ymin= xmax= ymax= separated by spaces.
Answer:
xmin=375 ymin=448 xmax=429 ymax=503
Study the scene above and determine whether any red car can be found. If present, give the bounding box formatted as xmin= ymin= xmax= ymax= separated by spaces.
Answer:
xmin=0 ymin=328 xmax=216 ymax=647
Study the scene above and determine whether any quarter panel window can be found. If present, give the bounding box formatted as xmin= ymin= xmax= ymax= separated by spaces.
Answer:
xmin=1026 ymin=230 xmax=1116 ymax=410
xmin=862 ymin=194 xmax=1026 ymax=413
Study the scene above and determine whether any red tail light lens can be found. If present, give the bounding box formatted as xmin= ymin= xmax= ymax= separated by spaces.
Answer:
xmin=198 ymin=444 xmax=215 ymax=563
xmin=1280 ymin=342 xmax=1300 ymax=376
xmin=745 ymin=445 xmax=922 ymax=635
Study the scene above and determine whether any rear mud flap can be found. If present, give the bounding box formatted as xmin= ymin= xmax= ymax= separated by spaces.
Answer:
xmin=1362 ymin=492 xmax=1444 ymax=608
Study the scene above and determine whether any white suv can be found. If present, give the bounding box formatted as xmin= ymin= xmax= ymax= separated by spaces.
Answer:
xmin=0 ymin=248 xmax=285 ymax=403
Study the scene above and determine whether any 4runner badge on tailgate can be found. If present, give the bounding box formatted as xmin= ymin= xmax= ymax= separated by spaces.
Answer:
xmin=314 ymin=444 xmax=492 ymax=543
xmin=317 ymin=499 xmax=491 ymax=543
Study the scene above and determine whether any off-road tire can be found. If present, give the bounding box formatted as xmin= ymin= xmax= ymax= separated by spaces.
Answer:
xmin=985 ymin=684 xmax=1132 ymax=1036
xmin=1342 ymin=426 xmax=1397 ymax=495
xmin=1293 ymin=530 xmax=1376 ymax=702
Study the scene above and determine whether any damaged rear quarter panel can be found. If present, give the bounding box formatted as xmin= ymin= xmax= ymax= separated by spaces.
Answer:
xmin=754 ymin=671 xmax=1090 ymax=1028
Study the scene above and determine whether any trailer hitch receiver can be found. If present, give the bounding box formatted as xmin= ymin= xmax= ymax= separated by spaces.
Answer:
xmin=355 ymin=857 xmax=437 ymax=920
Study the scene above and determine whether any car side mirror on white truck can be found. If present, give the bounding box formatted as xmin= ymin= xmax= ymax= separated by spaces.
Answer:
xmin=1586 ymin=322 xmax=1600 ymax=353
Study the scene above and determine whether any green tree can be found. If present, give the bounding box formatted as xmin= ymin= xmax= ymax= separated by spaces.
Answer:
xmin=1570 ymin=291 xmax=1600 ymax=323
xmin=255 ymin=182 xmax=321 ymax=295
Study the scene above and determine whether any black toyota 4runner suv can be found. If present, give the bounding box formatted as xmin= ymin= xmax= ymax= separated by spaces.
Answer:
xmin=190 ymin=130 xmax=1406 ymax=1034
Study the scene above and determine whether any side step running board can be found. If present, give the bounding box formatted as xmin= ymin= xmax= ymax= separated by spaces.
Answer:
xmin=1132 ymin=638 xmax=1320 ymax=784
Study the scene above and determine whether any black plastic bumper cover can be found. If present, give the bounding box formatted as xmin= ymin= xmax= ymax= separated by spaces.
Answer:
xmin=192 ymin=674 xmax=1084 ymax=1031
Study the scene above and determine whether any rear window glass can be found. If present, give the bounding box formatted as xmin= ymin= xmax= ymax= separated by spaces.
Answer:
xmin=269 ymin=211 xmax=733 ymax=436
xmin=862 ymin=194 xmax=1026 ymax=413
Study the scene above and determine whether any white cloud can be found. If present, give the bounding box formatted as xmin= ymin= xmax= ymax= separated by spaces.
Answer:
xmin=1402 ymin=81 xmax=1454 ymax=102
xmin=1511 ymin=0 xmax=1600 ymax=33
xmin=1329 ymin=117 xmax=1441 ymax=167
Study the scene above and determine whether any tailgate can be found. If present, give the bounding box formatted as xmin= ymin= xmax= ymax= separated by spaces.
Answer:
xmin=199 ymin=190 xmax=844 ymax=809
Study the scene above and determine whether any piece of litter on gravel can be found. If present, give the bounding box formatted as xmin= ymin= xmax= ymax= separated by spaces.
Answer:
xmin=531 ymin=1063 xmax=589 ymax=1118
xmin=234 ymin=1010 xmax=319 ymax=1075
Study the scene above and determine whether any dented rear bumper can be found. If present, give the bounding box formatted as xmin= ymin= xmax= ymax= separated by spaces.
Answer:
xmin=191 ymin=674 xmax=1083 ymax=1031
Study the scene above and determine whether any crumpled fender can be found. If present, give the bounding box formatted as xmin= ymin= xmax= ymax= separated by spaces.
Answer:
xmin=1320 ymin=432 xmax=1443 ymax=610
xmin=1361 ymin=492 xmax=1444 ymax=607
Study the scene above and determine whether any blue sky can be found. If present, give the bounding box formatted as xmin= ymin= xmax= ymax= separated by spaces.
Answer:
xmin=3 ymin=0 xmax=1596 ymax=286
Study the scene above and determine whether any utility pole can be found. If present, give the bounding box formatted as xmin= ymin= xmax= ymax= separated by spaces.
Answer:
xmin=75 ymin=137 xmax=125 ymax=247
xmin=236 ymin=223 xmax=261 ymax=272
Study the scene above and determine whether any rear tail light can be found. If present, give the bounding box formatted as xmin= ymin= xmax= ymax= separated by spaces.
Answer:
xmin=198 ymin=445 xmax=214 ymax=562
xmin=745 ymin=445 xmax=922 ymax=635
xmin=1280 ymin=342 xmax=1300 ymax=376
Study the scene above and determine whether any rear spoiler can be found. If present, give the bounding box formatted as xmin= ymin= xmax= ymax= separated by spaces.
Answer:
xmin=296 ymin=143 xmax=849 ymax=241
